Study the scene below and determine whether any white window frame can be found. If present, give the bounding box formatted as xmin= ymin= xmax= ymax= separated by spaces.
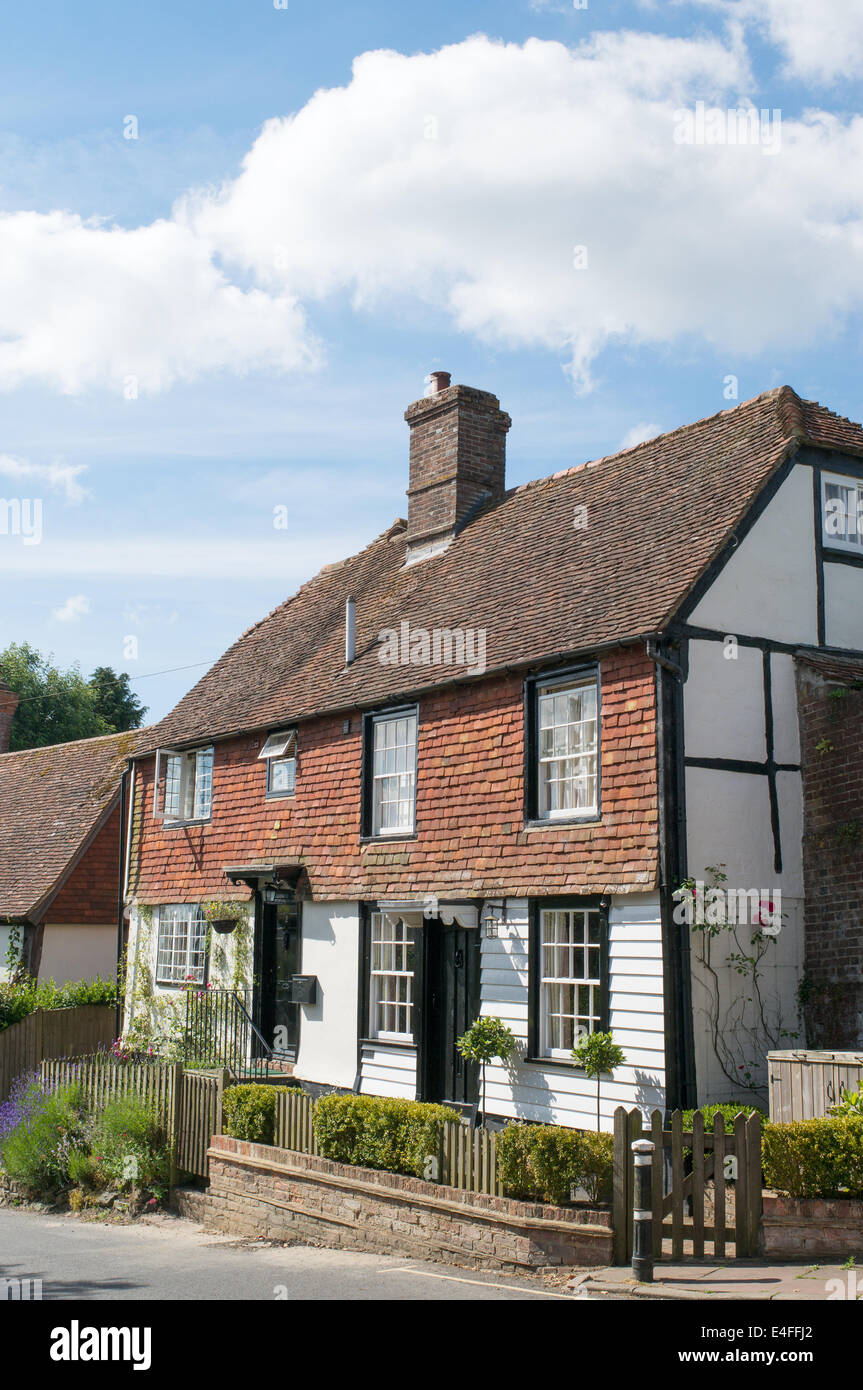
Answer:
xmin=258 ymin=729 xmax=297 ymax=797
xmin=536 ymin=677 xmax=599 ymax=821
xmin=369 ymin=912 xmax=415 ymax=1041
xmin=153 ymin=746 xmax=214 ymax=824
xmin=539 ymin=907 xmax=602 ymax=1059
xmin=370 ymin=710 xmax=418 ymax=838
xmin=154 ymin=904 xmax=207 ymax=986
xmin=822 ymin=471 xmax=863 ymax=554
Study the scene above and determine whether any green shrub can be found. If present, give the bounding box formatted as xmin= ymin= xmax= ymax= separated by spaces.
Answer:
xmin=313 ymin=1094 xmax=460 ymax=1178
xmin=762 ymin=1117 xmax=863 ymax=1198
xmin=496 ymin=1122 xmax=614 ymax=1205
xmin=682 ymin=1103 xmax=765 ymax=1134
xmin=222 ymin=1084 xmax=301 ymax=1145
xmin=90 ymin=1093 xmax=171 ymax=1194
xmin=0 ymin=1080 xmax=90 ymax=1191
xmin=0 ymin=976 xmax=117 ymax=1032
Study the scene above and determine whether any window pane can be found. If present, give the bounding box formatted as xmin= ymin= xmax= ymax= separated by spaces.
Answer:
xmin=540 ymin=908 xmax=602 ymax=1056
xmin=193 ymin=748 xmax=213 ymax=819
xmin=372 ymin=713 xmax=417 ymax=836
xmin=269 ymin=756 xmax=296 ymax=794
xmin=369 ymin=913 xmax=414 ymax=1040
xmin=536 ymin=681 xmax=598 ymax=819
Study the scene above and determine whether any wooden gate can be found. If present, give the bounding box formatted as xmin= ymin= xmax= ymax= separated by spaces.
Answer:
xmin=613 ymin=1107 xmax=763 ymax=1264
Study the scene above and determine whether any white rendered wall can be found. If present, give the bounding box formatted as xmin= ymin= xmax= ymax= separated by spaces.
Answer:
xmin=824 ymin=561 xmax=863 ymax=650
xmin=295 ymin=903 xmax=359 ymax=1090
xmin=38 ymin=924 xmax=116 ymax=985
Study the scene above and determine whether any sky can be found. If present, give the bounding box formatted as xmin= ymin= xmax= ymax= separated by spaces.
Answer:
xmin=0 ymin=0 xmax=862 ymax=724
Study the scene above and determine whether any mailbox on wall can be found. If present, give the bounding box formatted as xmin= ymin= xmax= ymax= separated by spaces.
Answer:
xmin=289 ymin=975 xmax=318 ymax=1004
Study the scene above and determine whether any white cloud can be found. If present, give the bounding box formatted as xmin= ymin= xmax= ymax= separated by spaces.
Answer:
xmin=0 ymin=454 xmax=89 ymax=502
xmin=679 ymin=0 xmax=863 ymax=83
xmin=1 ymin=33 xmax=863 ymax=394
xmin=52 ymin=593 xmax=91 ymax=622
xmin=620 ymin=422 xmax=662 ymax=449
xmin=0 ymin=211 xmax=320 ymax=394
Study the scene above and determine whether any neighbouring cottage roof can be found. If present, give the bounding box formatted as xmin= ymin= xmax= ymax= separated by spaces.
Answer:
xmin=0 ymin=729 xmax=144 ymax=920
xmin=139 ymin=386 xmax=863 ymax=755
xmin=796 ymin=652 xmax=863 ymax=687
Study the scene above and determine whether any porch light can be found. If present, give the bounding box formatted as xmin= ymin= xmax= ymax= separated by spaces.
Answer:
xmin=482 ymin=900 xmax=505 ymax=938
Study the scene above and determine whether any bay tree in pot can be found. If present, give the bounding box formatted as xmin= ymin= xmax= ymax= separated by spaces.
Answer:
xmin=571 ymin=1029 xmax=626 ymax=1132
xmin=456 ymin=1015 xmax=517 ymax=1126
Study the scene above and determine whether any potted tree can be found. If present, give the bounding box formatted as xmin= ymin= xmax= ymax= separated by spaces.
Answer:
xmin=201 ymin=900 xmax=247 ymax=935
xmin=571 ymin=1029 xmax=626 ymax=1132
xmin=456 ymin=1015 xmax=517 ymax=1126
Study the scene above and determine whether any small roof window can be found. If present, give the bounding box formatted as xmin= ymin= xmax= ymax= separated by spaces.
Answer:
xmin=258 ymin=730 xmax=296 ymax=760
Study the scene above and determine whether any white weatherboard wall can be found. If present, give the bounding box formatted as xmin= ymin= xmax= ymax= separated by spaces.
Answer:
xmin=359 ymin=1044 xmax=417 ymax=1099
xmin=480 ymin=895 xmax=666 ymax=1131
xmin=295 ymin=903 xmax=359 ymax=1090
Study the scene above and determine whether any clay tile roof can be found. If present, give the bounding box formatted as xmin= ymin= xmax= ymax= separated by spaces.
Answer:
xmin=0 ymin=729 xmax=145 ymax=920
xmin=138 ymin=386 xmax=863 ymax=754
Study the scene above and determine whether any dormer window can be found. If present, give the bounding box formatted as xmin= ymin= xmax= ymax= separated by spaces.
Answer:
xmin=153 ymin=746 xmax=214 ymax=823
xmin=258 ymin=729 xmax=297 ymax=798
xmin=823 ymin=471 xmax=863 ymax=553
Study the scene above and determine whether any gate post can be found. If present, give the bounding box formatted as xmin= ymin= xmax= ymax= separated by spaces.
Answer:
xmin=631 ymin=1138 xmax=655 ymax=1282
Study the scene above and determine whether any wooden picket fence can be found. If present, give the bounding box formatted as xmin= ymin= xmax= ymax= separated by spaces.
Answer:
xmin=0 ymin=1005 xmax=115 ymax=1104
xmin=275 ymin=1088 xmax=318 ymax=1154
xmin=40 ymin=1058 xmax=229 ymax=1181
xmin=273 ymin=1091 xmax=501 ymax=1194
xmin=613 ymin=1106 xmax=763 ymax=1264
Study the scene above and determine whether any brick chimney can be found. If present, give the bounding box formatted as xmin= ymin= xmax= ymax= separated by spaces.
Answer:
xmin=404 ymin=373 xmax=511 ymax=562
xmin=0 ymin=680 xmax=18 ymax=754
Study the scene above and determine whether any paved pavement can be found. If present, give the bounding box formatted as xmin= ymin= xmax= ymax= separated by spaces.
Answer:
xmin=0 ymin=1207 xmax=585 ymax=1301
xmin=576 ymin=1260 xmax=863 ymax=1301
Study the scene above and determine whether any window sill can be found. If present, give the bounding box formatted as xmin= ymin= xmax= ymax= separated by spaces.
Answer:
xmin=523 ymin=1055 xmax=587 ymax=1074
xmin=265 ymin=791 xmax=296 ymax=802
xmin=161 ymin=817 xmax=212 ymax=829
xmin=359 ymin=1037 xmax=417 ymax=1052
xmin=523 ymin=815 xmax=601 ymax=831
xmin=360 ymin=832 xmax=418 ymax=846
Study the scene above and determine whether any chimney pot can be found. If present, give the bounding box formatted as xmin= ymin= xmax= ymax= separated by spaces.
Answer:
xmin=429 ymin=370 xmax=451 ymax=395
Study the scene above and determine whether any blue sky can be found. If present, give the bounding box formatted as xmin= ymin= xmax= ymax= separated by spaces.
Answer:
xmin=0 ymin=0 xmax=862 ymax=723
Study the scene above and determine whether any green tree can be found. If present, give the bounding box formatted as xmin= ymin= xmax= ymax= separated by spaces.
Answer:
xmin=456 ymin=1016 xmax=517 ymax=1125
xmin=0 ymin=643 xmax=146 ymax=751
xmin=571 ymin=1030 xmax=626 ymax=1132
xmin=88 ymin=666 xmax=146 ymax=733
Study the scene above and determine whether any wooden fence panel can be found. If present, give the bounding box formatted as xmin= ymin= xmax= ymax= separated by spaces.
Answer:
xmin=0 ymin=1005 xmax=115 ymax=1104
xmin=769 ymin=1050 xmax=863 ymax=1121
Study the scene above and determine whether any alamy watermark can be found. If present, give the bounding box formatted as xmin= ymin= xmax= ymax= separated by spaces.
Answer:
xmin=378 ymin=621 xmax=487 ymax=677
xmin=674 ymin=102 xmax=782 ymax=156
xmin=673 ymin=882 xmax=782 ymax=935
xmin=0 ymin=497 xmax=42 ymax=545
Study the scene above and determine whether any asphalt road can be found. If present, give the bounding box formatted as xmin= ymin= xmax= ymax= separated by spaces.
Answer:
xmin=0 ymin=1207 xmax=583 ymax=1301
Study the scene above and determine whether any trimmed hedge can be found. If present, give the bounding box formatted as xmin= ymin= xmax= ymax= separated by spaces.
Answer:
xmin=497 ymin=1122 xmax=613 ymax=1205
xmin=222 ymin=1084 xmax=302 ymax=1145
xmin=682 ymin=1103 xmax=765 ymax=1134
xmin=313 ymin=1094 xmax=460 ymax=1178
xmin=762 ymin=1116 xmax=863 ymax=1198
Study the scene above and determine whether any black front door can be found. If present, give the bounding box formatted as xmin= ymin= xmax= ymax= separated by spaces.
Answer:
xmin=260 ymin=902 xmax=301 ymax=1060
xmin=421 ymin=920 xmax=481 ymax=1111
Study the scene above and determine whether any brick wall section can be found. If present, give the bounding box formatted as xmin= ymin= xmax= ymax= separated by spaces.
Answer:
xmin=129 ymin=648 xmax=658 ymax=904
xmin=48 ymin=805 xmax=121 ymax=925
xmin=173 ymin=1134 xmax=613 ymax=1270
xmin=762 ymin=1194 xmax=863 ymax=1258
xmin=796 ymin=662 xmax=863 ymax=1047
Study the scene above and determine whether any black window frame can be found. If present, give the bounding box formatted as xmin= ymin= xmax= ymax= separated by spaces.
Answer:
xmin=357 ymin=902 xmax=423 ymax=1051
xmin=523 ymin=663 xmax=602 ymax=828
xmin=260 ymin=728 xmax=298 ymax=801
xmin=526 ymin=896 xmax=610 ymax=1067
xmin=360 ymin=703 xmax=420 ymax=842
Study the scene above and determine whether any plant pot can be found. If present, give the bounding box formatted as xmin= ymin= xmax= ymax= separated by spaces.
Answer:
xmin=210 ymin=919 xmax=237 ymax=935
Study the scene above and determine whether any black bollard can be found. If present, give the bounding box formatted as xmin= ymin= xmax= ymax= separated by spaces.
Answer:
xmin=631 ymin=1138 xmax=655 ymax=1282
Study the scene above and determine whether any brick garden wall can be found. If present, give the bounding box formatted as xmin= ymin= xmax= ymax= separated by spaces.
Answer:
xmin=762 ymin=1193 xmax=863 ymax=1258
xmin=130 ymin=648 xmax=658 ymax=905
xmin=173 ymin=1134 xmax=613 ymax=1270
xmin=796 ymin=659 xmax=863 ymax=1048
